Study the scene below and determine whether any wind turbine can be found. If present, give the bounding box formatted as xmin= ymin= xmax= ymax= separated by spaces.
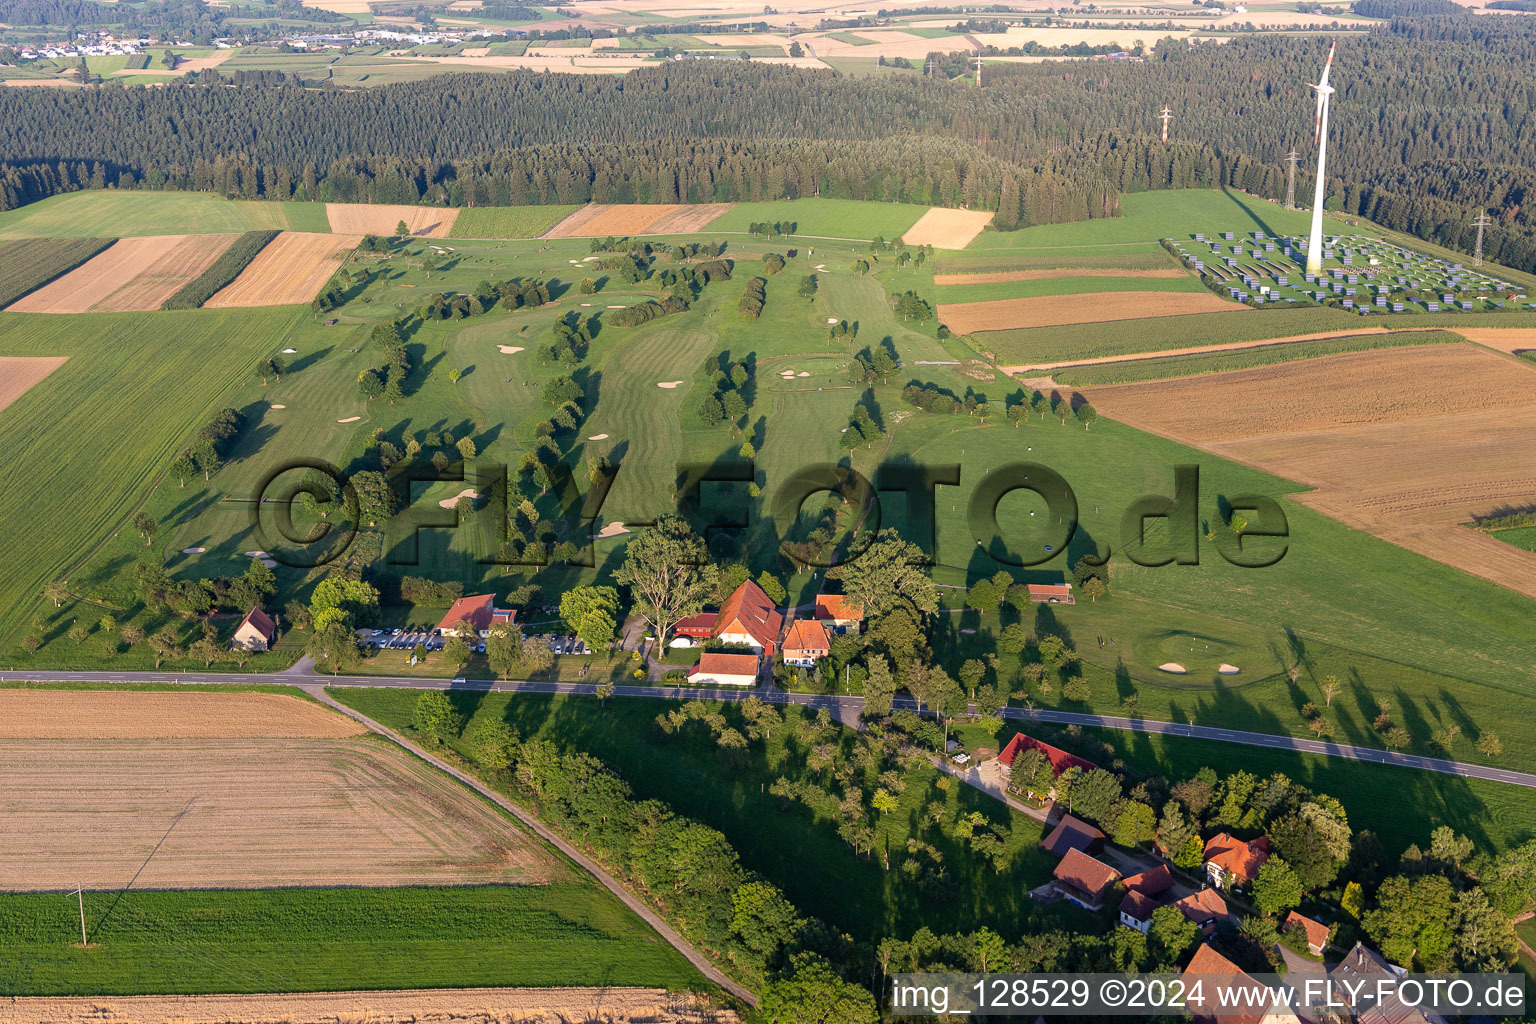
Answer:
xmin=1304 ymin=41 xmax=1336 ymax=277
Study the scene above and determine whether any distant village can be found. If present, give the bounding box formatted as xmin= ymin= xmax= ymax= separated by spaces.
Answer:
xmin=8 ymin=25 xmax=507 ymax=63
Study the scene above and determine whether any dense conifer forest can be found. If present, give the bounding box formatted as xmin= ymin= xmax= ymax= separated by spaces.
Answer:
xmin=1 ymin=15 xmax=1532 ymax=265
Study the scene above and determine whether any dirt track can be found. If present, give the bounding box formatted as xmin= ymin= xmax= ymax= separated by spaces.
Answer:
xmin=902 ymin=207 xmax=995 ymax=249
xmin=935 ymin=267 xmax=1187 ymax=286
xmin=326 ymin=203 xmax=460 ymax=238
xmin=939 ymin=289 xmax=1242 ymax=334
xmin=998 ymin=326 xmax=1443 ymax=374
xmin=1082 ymin=344 xmax=1536 ymax=599
xmin=205 ymin=232 xmax=360 ymax=307
xmin=543 ymin=204 xmax=683 ymax=238
xmin=0 ymin=356 xmax=67 ymax=413
xmin=0 ymin=987 xmax=737 ymax=1024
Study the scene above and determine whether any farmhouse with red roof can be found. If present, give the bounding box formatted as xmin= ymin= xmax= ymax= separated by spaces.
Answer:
xmin=713 ymin=580 xmax=782 ymax=655
xmin=436 ymin=594 xmax=515 ymax=637
xmin=1204 ymin=832 xmax=1270 ymax=891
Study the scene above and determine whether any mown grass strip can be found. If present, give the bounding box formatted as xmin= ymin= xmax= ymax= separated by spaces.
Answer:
xmin=0 ymin=237 xmax=115 ymax=309
xmin=160 ymin=230 xmax=280 ymax=310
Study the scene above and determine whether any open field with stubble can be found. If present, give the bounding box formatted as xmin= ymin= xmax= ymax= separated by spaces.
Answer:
xmin=206 ymin=232 xmax=361 ymax=307
xmin=941 ymin=288 xmax=1243 ymax=334
xmin=8 ymin=236 xmax=237 ymax=314
xmin=900 ymin=207 xmax=995 ymax=249
xmin=0 ymin=237 xmax=115 ymax=308
xmin=325 ymin=203 xmax=460 ymax=238
xmin=0 ymin=356 xmax=68 ymax=413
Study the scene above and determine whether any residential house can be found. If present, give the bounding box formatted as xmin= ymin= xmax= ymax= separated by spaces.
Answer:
xmin=1204 ymin=832 xmax=1270 ymax=891
xmin=230 ymin=607 xmax=277 ymax=652
xmin=687 ymin=652 xmax=761 ymax=687
xmin=435 ymin=594 xmax=515 ymax=637
xmin=1173 ymin=888 xmax=1228 ymax=935
xmin=1283 ymin=911 xmax=1330 ymax=957
xmin=1051 ymin=847 xmax=1121 ymax=911
xmin=713 ymin=580 xmax=783 ymax=655
xmin=813 ymin=593 xmax=864 ymax=634
xmin=1118 ymin=890 xmax=1161 ymax=933
xmin=1182 ymin=943 xmax=1301 ymax=1024
xmin=1025 ymin=583 xmax=1075 ymax=605
xmin=781 ymin=618 xmax=831 ymax=667
xmin=1123 ymin=864 xmax=1174 ymax=898
xmin=995 ymin=732 xmax=1097 ymax=800
xmin=1040 ymin=814 xmax=1106 ymax=858
xmin=1327 ymin=941 xmax=1448 ymax=1024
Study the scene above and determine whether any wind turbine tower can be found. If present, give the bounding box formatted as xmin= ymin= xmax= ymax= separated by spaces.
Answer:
xmin=1304 ymin=41 xmax=1337 ymax=277
xmin=1159 ymin=105 xmax=1173 ymax=142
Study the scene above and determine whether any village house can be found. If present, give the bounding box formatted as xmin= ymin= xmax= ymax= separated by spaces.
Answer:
xmin=1051 ymin=847 xmax=1121 ymax=911
xmin=1117 ymin=864 xmax=1174 ymax=933
xmin=781 ymin=618 xmax=831 ymax=667
xmin=1039 ymin=813 xmax=1106 ymax=858
xmin=1203 ymin=832 xmax=1270 ymax=891
xmin=994 ymin=732 xmax=1097 ymax=800
xmin=713 ymin=579 xmax=783 ymax=655
xmin=1182 ymin=943 xmax=1301 ymax=1024
xmin=1173 ymin=888 xmax=1229 ymax=935
xmin=1283 ymin=911 xmax=1330 ymax=957
xmin=230 ymin=607 xmax=277 ymax=652
xmin=687 ymin=652 xmax=761 ymax=687
xmin=1025 ymin=583 xmax=1075 ymax=605
xmin=435 ymin=594 xmax=515 ymax=638
xmin=1328 ymin=942 xmax=1449 ymax=1024
xmin=812 ymin=593 xmax=863 ymax=634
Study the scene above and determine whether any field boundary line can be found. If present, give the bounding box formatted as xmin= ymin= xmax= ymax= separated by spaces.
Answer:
xmin=302 ymin=684 xmax=759 ymax=1009
xmin=998 ymin=326 xmax=1447 ymax=374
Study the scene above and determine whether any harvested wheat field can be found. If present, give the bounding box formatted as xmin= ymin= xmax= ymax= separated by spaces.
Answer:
xmin=0 ymin=356 xmax=67 ymax=414
xmin=543 ymin=203 xmax=684 ymax=238
xmin=0 ymin=988 xmax=738 ymax=1024
xmin=642 ymin=203 xmax=735 ymax=234
xmin=0 ymin=691 xmax=558 ymax=890
xmin=92 ymin=233 xmax=237 ymax=311
xmin=902 ymin=207 xmax=995 ymax=249
xmin=6 ymin=237 xmax=193 ymax=314
xmin=1458 ymin=328 xmax=1536 ymax=354
xmin=325 ymin=203 xmax=460 ymax=238
xmin=1083 ymin=344 xmax=1536 ymax=598
xmin=205 ymin=232 xmax=361 ymax=307
xmin=939 ymin=290 xmax=1243 ymax=334
xmin=934 ymin=267 xmax=1187 ymax=286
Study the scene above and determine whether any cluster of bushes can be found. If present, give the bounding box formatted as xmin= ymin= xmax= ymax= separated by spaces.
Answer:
xmin=846 ymin=345 xmax=898 ymax=384
xmin=170 ymin=408 xmax=243 ymax=484
xmin=357 ymin=234 xmax=392 ymax=253
xmin=356 ymin=320 xmax=411 ymax=402
xmin=588 ymin=235 xmax=634 ymax=253
xmin=537 ymin=313 xmax=592 ymax=364
xmin=762 ymin=252 xmax=786 ymax=274
xmin=1471 ymin=507 xmax=1536 ymax=530
xmin=738 ymin=276 xmax=767 ymax=320
xmin=160 ymin=229 xmax=278 ymax=310
xmin=595 ymin=252 xmax=649 ymax=283
xmin=746 ymin=221 xmax=797 ymax=238
xmin=839 ymin=399 xmax=883 ymax=449
xmin=892 ymin=291 xmax=934 ymax=322
xmin=314 ymin=266 xmax=369 ymax=313
xmin=699 ymin=352 xmax=753 ymax=427
xmin=608 ymin=294 xmax=689 ymax=327
xmin=901 ymin=381 xmax=963 ymax=414
xmin=479 ymin=276 xmax=553 ymax=312
xmin=399 ymin=576 xmax=465 ymax=606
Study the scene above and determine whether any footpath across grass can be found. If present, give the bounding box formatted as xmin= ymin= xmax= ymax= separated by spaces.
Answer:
xmin=0 ymin=884 xmax=708 ymax=995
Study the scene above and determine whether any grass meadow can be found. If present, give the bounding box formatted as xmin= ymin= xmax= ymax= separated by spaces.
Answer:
xmin=449 ymin=205 xmax=580 ymax=238
xmin=0 ymin=192 xmax=308 ymax=239
xmin=0 ymin=884 xmax=707 ymax=995
xmin=933 ymin=273 xmax=1204 ymax=305
xmin=706 ymin=199 xmax=931 ymax=240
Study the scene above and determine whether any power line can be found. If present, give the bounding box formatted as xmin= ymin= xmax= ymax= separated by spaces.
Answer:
xmin=1285 ymin=148 xmax=1299 ymax=210
xmin=1473 ymin=209 xmax=1492 ymax=267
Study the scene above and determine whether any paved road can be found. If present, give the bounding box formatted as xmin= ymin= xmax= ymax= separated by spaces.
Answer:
xmin=5 ymin=668 xmax=1535 ymax=789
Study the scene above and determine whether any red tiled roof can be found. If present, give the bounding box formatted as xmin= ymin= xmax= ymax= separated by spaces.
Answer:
xmin=814 ymin=593 xmax=863 ymax=622
xmin=1205 ymin=833 xmax=1271 ymax=884
xmin=1175 ymin=888 xmax=1228 ymax=925
xmin=1124 ymin=863 xmax=1174 ymax=896
xmin=1183 ymin=944 xmax=1267 ymax=1024
xmin=1119 ymin=889 xmax=1161 ymax=923
xmin=435 ymin=594 xmax=512 ymax=634
xmin=673 ymin=612 xmax=719 ymax=637
xmin=715 ymin=580 xmax=782 ymax=652
xmin=1040 ymin=814 xmax=1105 ymax=858
xmin=1027 ymin=583 xmax=1074 ymax=600
xmin=1285 ymin=911 xmax=1330 ymax=951
xmin=1052 ymin=847 xmax=1121 ymax=898
xmin=688 ymin=652 xmax=760 ymax=678
xmin=236 ymin=606 xmax=276 ymax=641
xmin=782 ymin=618 xmax=831 ymax=656
xmin=998 ymin=733 xmax=1097 ymax=775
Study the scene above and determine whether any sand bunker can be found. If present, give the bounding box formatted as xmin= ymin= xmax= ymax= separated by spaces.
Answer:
xmin=814 ymin=264 xmax=827 ymax=271
xmin=438 ymin=488 xmax=482 ymax=510
xmin=593 ymin=521 xmax=630 ymax=539
xmin=337 ymin=416 xmax=361 ymax=423
xmin=587 ymin=433 xmax=609 ymax=440
xmin=243 ymin=550 xmax=270 ymax=558
xmin=826 ymin=317 xmax=839 ymax=324
xmin=657 ymin=380 xmax=683 ymax=389
xmin=282 ymin=348 xmax=297 ymax=353
xmin=497 ymin=345 xmax=525 ymax=354
xmin=181 ymin=547 xmax=206 ymax=554
xmin=1158 ymin=663 xmax=1187 ymax=674
xmin=607 ymin=304 xmax=627 ymax=309
xmin=270 ymin=404 xmax=285 ymax=409
xmin=797 ymin=371 xmax=810 ymax=377
xmin=1218 ymin=664 xmax=1241 ymax=674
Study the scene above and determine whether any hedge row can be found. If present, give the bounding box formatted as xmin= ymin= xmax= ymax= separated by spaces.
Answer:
xmin=160 ymin=229 xmax=280 ymax=310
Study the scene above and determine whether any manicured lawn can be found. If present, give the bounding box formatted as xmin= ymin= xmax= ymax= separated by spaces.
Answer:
xmin=449 ymin=205 xmax=580 ymax=239
xmin=707 ymin=199 xmax=930 ymax=240
xmin=0 ymin=192 xmax=294 ymax=239
xmin=329 ymin=687 xmax=1086 ymax=941
xmin=0 ymin=885 xmax=708 ymax=995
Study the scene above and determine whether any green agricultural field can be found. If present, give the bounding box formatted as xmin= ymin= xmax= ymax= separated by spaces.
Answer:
xmin=1048 ymin=329 xmax=1460 ymax=384
xmin=0 ymin=308 xmax=306 ymax=647
xmin=450 ymin=205 xmax=581 ymax=239
xmin=818 ymin=56 xmax=922 ymax=77
xmin=1485 ymin=525 xmax=1536 ymax=553
xmin=0 ymin=192 xmax=295 ymax=239
xmin=331 ymin=688 xmax=1088 ymax=941
xmin=933 ymin=244 xmax=1177 ymax=275
xmin=0 ymin=884 xmax=708 ymax=995
xmin=0 ymin=237 xmax=114 ymax=308
xmin=707 ymin=199 xmax=931 ymax=240
xmin=933 ymin=273 xmax=1203 ymax=305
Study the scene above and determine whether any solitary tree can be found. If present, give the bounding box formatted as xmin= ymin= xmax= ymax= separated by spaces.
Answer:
xmin=395 ymin=219 xmax=410 ymax=237
xmin=44 ymin=579 xmax=68 ymax=608
xmin=133 ymin=513 xmax=157 ymax=546
xmin=613 ymin=514 xmax=718 ymax=650
xmin=1319 ymin=674 xmax=1342 ymax=707
xmin=413 ymin=690 xmax=462 ymax=744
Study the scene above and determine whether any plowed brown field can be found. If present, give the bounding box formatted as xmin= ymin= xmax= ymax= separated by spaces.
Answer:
xmin=0 ymin=988 xmax=738 ymax=1024
xmin=0 ymin=692 xmax=558 ymax=890
xmin=940 ymin=290 xmax=1242 ymax=334
xmin=902 ymin=207 xmax=995 ymax=249
xmin=934 ymin=267 xmax=1187 ymax=286
xmin=642 ymin=203 xmax=735 ymax=234
xmin=7 ymin=237 xmax=185 ymax=313
xmin=0 ymin=356 xmax=67 ymax=413
xmin=1082 ymin=344 xmax=1536 ymax=599
xmin=542 ymin=203 xmax=683 ymax=238
xmin=325 ymin=203 xmax=460 ymax=238
xmin=205 ymin=231 xmax=361 ymax=307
